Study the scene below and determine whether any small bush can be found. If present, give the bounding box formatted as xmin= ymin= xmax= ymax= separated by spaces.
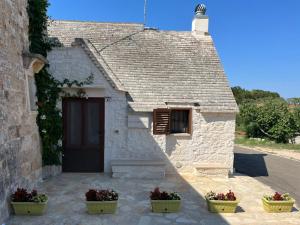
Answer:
xmin=205 ymin=190 xmax=236 ymax=201
xmin=11 ymin=188 xmax=48 ymax=203
xmin=264 ymin=192 xmax=292 ymax=201
xmin=150 ymin=187 xmax=180 ymax=200
xmin=85 ymin=189 xmax=118 ymax=201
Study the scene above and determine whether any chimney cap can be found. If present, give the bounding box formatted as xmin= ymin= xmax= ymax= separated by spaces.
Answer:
xmin=195 ymin=4 xmax=206 ymax=17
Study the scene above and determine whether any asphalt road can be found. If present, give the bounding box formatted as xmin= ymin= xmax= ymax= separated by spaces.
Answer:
xmin=234 ymin=146 xmax=300 ymax=204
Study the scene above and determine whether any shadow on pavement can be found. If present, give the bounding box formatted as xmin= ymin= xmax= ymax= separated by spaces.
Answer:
xmin=234 ymin=153 xmax=269 ymax=177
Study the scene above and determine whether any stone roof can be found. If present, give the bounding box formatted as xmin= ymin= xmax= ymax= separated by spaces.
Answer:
xmin=48 ymin=20 xmax=238 ymax=112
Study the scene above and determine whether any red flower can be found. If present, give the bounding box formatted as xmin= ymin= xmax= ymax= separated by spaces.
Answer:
xmin=273 ymin=192 xmax=283 ymax=201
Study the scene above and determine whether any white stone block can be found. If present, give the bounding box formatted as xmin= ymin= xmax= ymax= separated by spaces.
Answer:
xmin=194 ymin=163 xmax=229 ymax=178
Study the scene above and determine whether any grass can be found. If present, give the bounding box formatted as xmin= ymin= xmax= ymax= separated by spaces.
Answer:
xmin=235 ymin=136 xmax=300 ymax=151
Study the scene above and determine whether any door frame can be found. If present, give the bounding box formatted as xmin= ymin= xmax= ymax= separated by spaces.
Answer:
xmin=62 ymin=97 xmax=105 ymax=172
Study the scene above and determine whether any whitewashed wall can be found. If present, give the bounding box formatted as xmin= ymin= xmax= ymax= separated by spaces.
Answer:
xmin=127 ymin=110 xmax=236 ymax=173
xmin=48 ymin=47 xmax=128 ymax=172
xmin=48 ymin=47 xmax=236 ymax=174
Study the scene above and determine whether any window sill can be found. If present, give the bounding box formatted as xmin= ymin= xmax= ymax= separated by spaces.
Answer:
xmin=169 ymin=133 xmax=191 ymax=137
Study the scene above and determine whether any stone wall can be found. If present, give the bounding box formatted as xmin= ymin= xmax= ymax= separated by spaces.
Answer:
xmin=127 ymin=110 xmax=236 ymax=174
xmin=48 ymin=46 xmax=236 ymax=175
xmin=0 ymin=0 xmax=42 ymax=222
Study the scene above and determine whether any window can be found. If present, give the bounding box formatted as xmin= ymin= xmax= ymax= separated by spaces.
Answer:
xmin=153 ymin=108 xmax=192 ymax=135
xmin=171 ymin=110 xmax=190 ymax=133
xmin=27 ymin=75 xmax=37 ymax=111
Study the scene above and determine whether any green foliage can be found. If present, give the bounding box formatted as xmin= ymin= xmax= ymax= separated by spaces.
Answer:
xmin=85 ymin=189 xmax=119 ymax=201
xmin=35 ymin=69 xmax=62 ymax=165
xmin=239 ymin=99 xmax=299 ymax=143
xmin=11 ymin=188 xmax=48 ymax=203
xmin=264 ymin=193 xmax=292 ymax=201
xmin=27 ymin=0 xmax=62 ymax=165
xmin=32 ymin=194 xmax=48 ymax=203
xmin=205 ymin=190 xmax=236 ymax=201
xmin=233 ymin=86 xmax=300 ymax=144
xmin=62 ymin=74 xmax=94 ymax=88
xmin=27 ymin=0 xmax=51 ymax=57
xmin=287 ymin=98 xmax=300 ymax=106
xmin=150 ymin=187 xmax=181 ymax=200
xmin=235 ymin=136 xmax=300 ymax=151
xmin=232 ymin=86 xmax=281 ymax=105
xmin=293 ymin=107 xmax=300 ymax=128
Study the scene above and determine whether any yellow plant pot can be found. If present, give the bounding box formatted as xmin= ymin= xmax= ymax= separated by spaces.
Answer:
xmin=151 ymin=200 xmax=181 ymax=213
xmin=206 ymin=198 xmax=239 ymax=213
xmin=262 ymin=197 xmax=295 ymax=213
xmin=86 ymin=201 xmax=118 ymax=214
xmin=11 ymin=201 xmax=48 ymax=215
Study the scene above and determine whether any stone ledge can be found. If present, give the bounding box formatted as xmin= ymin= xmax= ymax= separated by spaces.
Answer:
xmin=194 ymin=163 xmax=229 ymax=177
xmin=111 ymin=160 xmax=166 ymax=179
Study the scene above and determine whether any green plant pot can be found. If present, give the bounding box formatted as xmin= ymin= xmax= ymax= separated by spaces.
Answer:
xmin=262 ymin=197 xmax=295 ymax=213
xmin=11 ymin=201 xmax=48 ymax=215
xmin=206 ymin=198 xmax=239 ymax=213
xmin=86 ymin=201 xmax=118 ymax=214
xmin=151 ymin=200 xmax=181 ymax=213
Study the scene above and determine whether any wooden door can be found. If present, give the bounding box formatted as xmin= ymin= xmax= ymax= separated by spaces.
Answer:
xmin=62 ymin=98 xmax=105 ymax=172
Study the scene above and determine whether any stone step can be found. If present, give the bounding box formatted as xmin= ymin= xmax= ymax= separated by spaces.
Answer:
xmin=194 ymin=163 xmax=229 ymax=177
xmin=111 ymin=160 xmax=166 ymax=179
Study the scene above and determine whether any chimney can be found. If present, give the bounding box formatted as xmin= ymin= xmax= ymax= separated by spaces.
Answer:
xmin=192 ymin=4 xmax=209 ymax=34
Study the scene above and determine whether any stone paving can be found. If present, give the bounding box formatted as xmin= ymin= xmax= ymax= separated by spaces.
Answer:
xmin=7 ymin=173 xmax=300 ymax=225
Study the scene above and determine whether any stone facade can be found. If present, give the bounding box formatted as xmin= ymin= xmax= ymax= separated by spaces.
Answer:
xmin=127 ymin=110 xmax=235 ymax=174
xmin=48 ymin=47 xmax=236 ymax=176
xmin=0 ymin=0 xmax=42 ymax=222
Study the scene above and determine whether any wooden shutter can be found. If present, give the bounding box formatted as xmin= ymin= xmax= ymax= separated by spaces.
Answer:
xmin=153 ymin=108 xmax=171 ymax=135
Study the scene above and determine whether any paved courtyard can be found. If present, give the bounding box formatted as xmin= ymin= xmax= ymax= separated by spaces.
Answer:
xmin=234 ymin=146 xmax=300 ymax=204
xmin=7 ymin=173 xmax=300 ymax=225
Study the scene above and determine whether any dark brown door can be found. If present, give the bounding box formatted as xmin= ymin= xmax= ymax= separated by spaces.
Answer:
xmin=62 ymin=98 xmax=105 ymax=172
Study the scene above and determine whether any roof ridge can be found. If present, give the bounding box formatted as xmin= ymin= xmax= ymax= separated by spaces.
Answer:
xmin=51 ymin=19 xmax=143 ymax=26
xmin=72 ymin=38 xmax=126 ymax=91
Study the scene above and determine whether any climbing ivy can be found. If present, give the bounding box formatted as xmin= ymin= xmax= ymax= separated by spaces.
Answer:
xmin=27 ymin=0 xmax=61 ymax=165
xmin=27 ymin=0 xmax=93 ymax=165
xmin=27 ymin=0 xmax=51 ymax=56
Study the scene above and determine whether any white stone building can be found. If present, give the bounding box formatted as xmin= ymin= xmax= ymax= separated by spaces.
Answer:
xmin=47 ymin=5 xmax=238 ymax=178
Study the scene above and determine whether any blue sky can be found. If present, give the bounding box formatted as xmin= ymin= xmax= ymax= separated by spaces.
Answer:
xmin=48 ymin=0 xmax=300 ymax=98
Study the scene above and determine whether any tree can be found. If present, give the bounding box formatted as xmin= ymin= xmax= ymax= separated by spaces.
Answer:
xmin=239 ymin=99 xmax=299 ymax=143
xmin=287 ymin=98 xmax=300 ymax=106
xmin=231 ymin=86 xmax=281 ymax=105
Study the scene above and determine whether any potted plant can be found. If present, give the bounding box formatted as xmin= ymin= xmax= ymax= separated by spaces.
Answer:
xmin=85 ymin=189 xmax=118 ymax=214
xmin=205 ymin=190 xmax=239 ymax=213
xmin=11 ymin=188 xmax=48 ymax=215
xmin=262 ymin=192 xmax=295 ymax=213
xmin=150 ymin=187 xmax=181 ymax=213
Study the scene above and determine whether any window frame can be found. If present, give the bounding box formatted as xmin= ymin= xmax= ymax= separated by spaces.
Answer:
xmin=153 ymin=108 xmax=192 ymax=135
